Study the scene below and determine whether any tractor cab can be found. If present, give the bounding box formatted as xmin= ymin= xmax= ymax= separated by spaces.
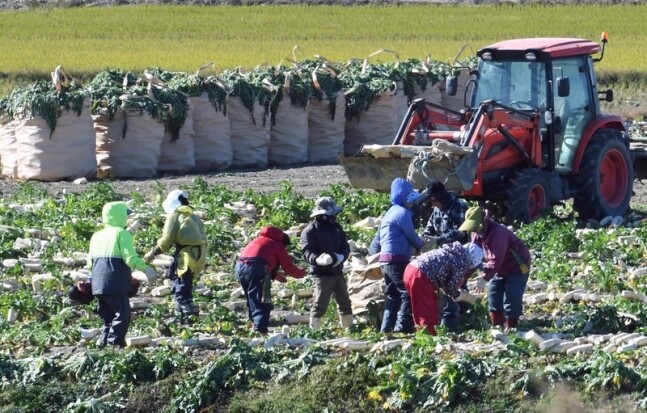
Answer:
xmin=458 ymin=36 xmax=614 ymax=174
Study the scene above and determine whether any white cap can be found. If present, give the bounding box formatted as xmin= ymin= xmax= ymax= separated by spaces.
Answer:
xmin=463 ymin=242 xmax=484 ymax=269
xmin=162 ymin=189 xmax=188 ymax=214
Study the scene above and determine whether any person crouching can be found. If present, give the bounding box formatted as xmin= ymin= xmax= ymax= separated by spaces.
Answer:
xmin=403 ymin=242 xmax=483 ymax=335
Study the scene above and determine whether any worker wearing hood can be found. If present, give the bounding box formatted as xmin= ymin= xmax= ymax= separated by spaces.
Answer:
xmin=145 ymin=189 xmax=207 ymax=325
xmin=87 ymin=201 xmax=156 ymax=347
xmin=369 ymin=178 xmax=425 ymax=333
xmin=237 ymin=226 xmax=306 ymax=334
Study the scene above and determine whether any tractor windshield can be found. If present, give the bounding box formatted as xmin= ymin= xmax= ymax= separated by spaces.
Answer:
xmin=472 ymin=60 xmax=547 ymax=110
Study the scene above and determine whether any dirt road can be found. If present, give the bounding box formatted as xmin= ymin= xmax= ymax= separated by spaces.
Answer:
xmin=2 ymin=162 xmax=647 ymax=209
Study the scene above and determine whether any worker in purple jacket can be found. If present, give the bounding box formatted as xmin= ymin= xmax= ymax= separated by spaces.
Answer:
xmin=459 ymin=206 xmax=531 ymax=330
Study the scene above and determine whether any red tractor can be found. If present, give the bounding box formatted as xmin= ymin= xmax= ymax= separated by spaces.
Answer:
xmin=341 ymin=34 xmax=634 ymax=223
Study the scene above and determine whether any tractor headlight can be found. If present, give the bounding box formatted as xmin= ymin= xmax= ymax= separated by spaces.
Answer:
xmin=525 ymin=52 xmax=537 ymax=61
xmin=481 ymin=52 xmax=492 ymax=61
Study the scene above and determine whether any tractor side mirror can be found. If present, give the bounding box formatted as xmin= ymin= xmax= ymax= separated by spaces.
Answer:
xmin=446 ymin=76 xmax=458 ymax=96
xmin=599 ymin=89 xmax=614 ymax=102
xmin=557 ymin=77 xmax=570 ymax=97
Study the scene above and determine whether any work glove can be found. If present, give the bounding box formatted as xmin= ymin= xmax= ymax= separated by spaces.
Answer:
xmin=333 ymin=253 xmax=345 ymax=267
xmin=143 ymin=267 xmax=158 ymax=282
xmin=474 ymin=276 xmax=488 ymax=293
xmin=454 ymin=289 xmax=479 ymax=305
xmin=144 ymin=250 xmax=156 ymax=264
xmin=315 ymin=253 xmax=333 ymax=266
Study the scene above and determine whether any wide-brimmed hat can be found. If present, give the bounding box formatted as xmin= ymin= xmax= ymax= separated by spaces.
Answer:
xmin=458 ymin=206 xmax=484 ymax=232
xmin=310 ymin=197 xmax=343 ymax=217
xmin=463 ymin=242 xmax=484 ymax=269
xmin=162 ymin=189 xmax=188 ymax=214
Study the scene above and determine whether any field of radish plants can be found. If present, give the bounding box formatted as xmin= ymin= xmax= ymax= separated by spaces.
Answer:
xmin=2 ymin=177 xmax=647 ymax=412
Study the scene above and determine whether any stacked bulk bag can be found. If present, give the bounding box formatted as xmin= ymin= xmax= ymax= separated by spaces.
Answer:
xmin=221 ymin=69 xmax=274 ymax=169
xmin=0 ymin=114 xmax=18 ymax=178
xmin=189 ymin=76 xmax=232 ymax=172
xmin=1 ymin=68 xmax=96 ymax=181
xmin=145 ymin=69 xmax=195 ymax=175
xmin=341 ymin=54 xmax=406 ymax=156
xmin=88 ymin=69 xmax=166 ymax=179
xmin=305 ymin=60 xmax=346 ymax=163
xmin=268 ymin=65 xmax=311 ymax=166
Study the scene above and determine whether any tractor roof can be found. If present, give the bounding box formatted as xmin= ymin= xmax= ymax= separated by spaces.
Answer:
xmin=478 ymin=38 xmax=601 ymax=60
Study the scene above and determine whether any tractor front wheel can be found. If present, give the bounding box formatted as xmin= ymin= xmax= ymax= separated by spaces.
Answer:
xmin=573 ymin=129 xmax=633 ymax=220
xmin=504 ymin=169 xmax=550 ymax=224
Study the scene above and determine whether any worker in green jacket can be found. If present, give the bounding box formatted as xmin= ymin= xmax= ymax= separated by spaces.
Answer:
xmin=87 ymin=201 xmax=157 ymax=348
xmin=145 ymin=190 xmax=207 ymax=325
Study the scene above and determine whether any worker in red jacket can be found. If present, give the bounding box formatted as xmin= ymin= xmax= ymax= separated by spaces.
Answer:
xmin=236 ymin=226 xmax=306 ymax=335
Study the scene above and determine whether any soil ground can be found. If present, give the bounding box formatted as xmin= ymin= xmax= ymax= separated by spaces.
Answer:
xmin=2 ymin=162 xmax=647 ymax=210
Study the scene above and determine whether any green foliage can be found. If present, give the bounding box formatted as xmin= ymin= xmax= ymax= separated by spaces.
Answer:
xmin=0 ymin=79 xmax=85 ymax=135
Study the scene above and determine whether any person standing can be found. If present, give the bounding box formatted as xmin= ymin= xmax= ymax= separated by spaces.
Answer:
xmin=369 ymin=178 xmax=425 ymax=333
xmin=144 ymin=189 xmax=207 ymax=325
xmin=88 ymin=201 xmax=157 ymax=347
xmin=420 ymin=180 xmax=469 ymax=331
xmin=458 ymin=206 xmax=531 ymax=330
xmin=301 ymin=197 xmax=353 ymax=330
xmin=236 ymin=226 xmax=306 ymax=335
xmin=403 ymin=242 xmax=483 ymax=334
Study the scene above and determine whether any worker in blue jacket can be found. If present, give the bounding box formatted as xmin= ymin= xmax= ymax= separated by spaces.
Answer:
xmin=369 ymin=178 xmax=425 ymax=333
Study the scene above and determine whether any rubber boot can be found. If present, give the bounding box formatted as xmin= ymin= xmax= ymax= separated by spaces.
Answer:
xmin=310 ymin=317 xmax=321 ymax=331
xmin=490 ymin=311 xmax=505 ymax=327
xmin=340 ymin=314 xmax=353 ymax=328
xmin=505 ymin=317 xmax=518 ymax=332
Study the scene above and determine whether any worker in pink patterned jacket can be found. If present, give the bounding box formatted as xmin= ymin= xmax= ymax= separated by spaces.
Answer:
xmin=459 ymin=206 xmax=531 ymax=331
xmin=403 ymin=242 xmax=483 ymax=335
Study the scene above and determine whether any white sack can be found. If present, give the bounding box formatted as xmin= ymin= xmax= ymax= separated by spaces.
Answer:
xmin=158 ymin=102 xmax=196 ymax=175
xmin=307 ymin=92 xmax=346 ymax=163
xmin=94 ymin=109 xmax=165 ymax=178
xmin=190 ymin=93 xmax=232 ymax=171
xmin=14 ymin=101 xmax=96 ymax=181
xmin=228 ymin=96 xmax=270 ymax=169
xmin=269 ymin=97 xmax=309 ymax=165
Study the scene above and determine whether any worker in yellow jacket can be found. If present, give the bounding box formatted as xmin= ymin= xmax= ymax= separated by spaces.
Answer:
xmin=145 ymin=189 xmax=207 ymax=324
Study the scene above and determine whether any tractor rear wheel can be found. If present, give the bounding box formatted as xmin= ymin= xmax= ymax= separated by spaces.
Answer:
xmin=504 ymin=169 xmax=550 ymax=223
xmin=573 ymin=129 xmax=633 ymax=220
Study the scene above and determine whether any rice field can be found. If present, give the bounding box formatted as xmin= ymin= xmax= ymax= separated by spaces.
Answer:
xmin=0 ymin=4 xmax=646 ymax=76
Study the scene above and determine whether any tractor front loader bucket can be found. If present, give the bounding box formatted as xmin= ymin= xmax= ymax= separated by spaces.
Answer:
xmin=340 ymin=141 xmax=477 ymax=193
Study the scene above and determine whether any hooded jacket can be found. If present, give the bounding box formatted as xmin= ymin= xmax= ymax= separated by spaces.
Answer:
xmin=369 ymin=178 xmax=424 ymax=261
xmin=155 ymin=205 xmax=207 ymax=275
xmin=239 ymin=226 xmax=306 ymax=278
xmin=471 ymin=210 xmax=531 ymax=280
xmin=301 ymin=215 xmax=350 ymax=276
xmin=87 ymin=201 xmax=148 ymax=295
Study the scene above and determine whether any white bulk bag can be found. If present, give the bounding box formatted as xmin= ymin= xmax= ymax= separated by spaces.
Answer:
xmin=228 ymin=96 xmax=270 ymax=169
xmin=0 ymin=116 xmax=18 ymax=178
xmin=307 ymin=92 xmax=345 ymax=163
xmin=344 ymin=89 xmax=400 ymax=156
xmin=269 ymin=96 xmax=309 ymax=166
xmin=158 ymin=101 xmax=196 ymax=175
xmin=190 ymin=93 xmax=232 ymax=171
xmin=94 ymin=109 xmax=165 ymax=179
xmin=14 ymin=101 xmax=96 ymax=181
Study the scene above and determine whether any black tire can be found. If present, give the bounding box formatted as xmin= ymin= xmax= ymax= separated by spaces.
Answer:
xmin=504 ymin=168 xmax=551 ymax=223
xmin=573 ymin=129 xmax=633 ymax=220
